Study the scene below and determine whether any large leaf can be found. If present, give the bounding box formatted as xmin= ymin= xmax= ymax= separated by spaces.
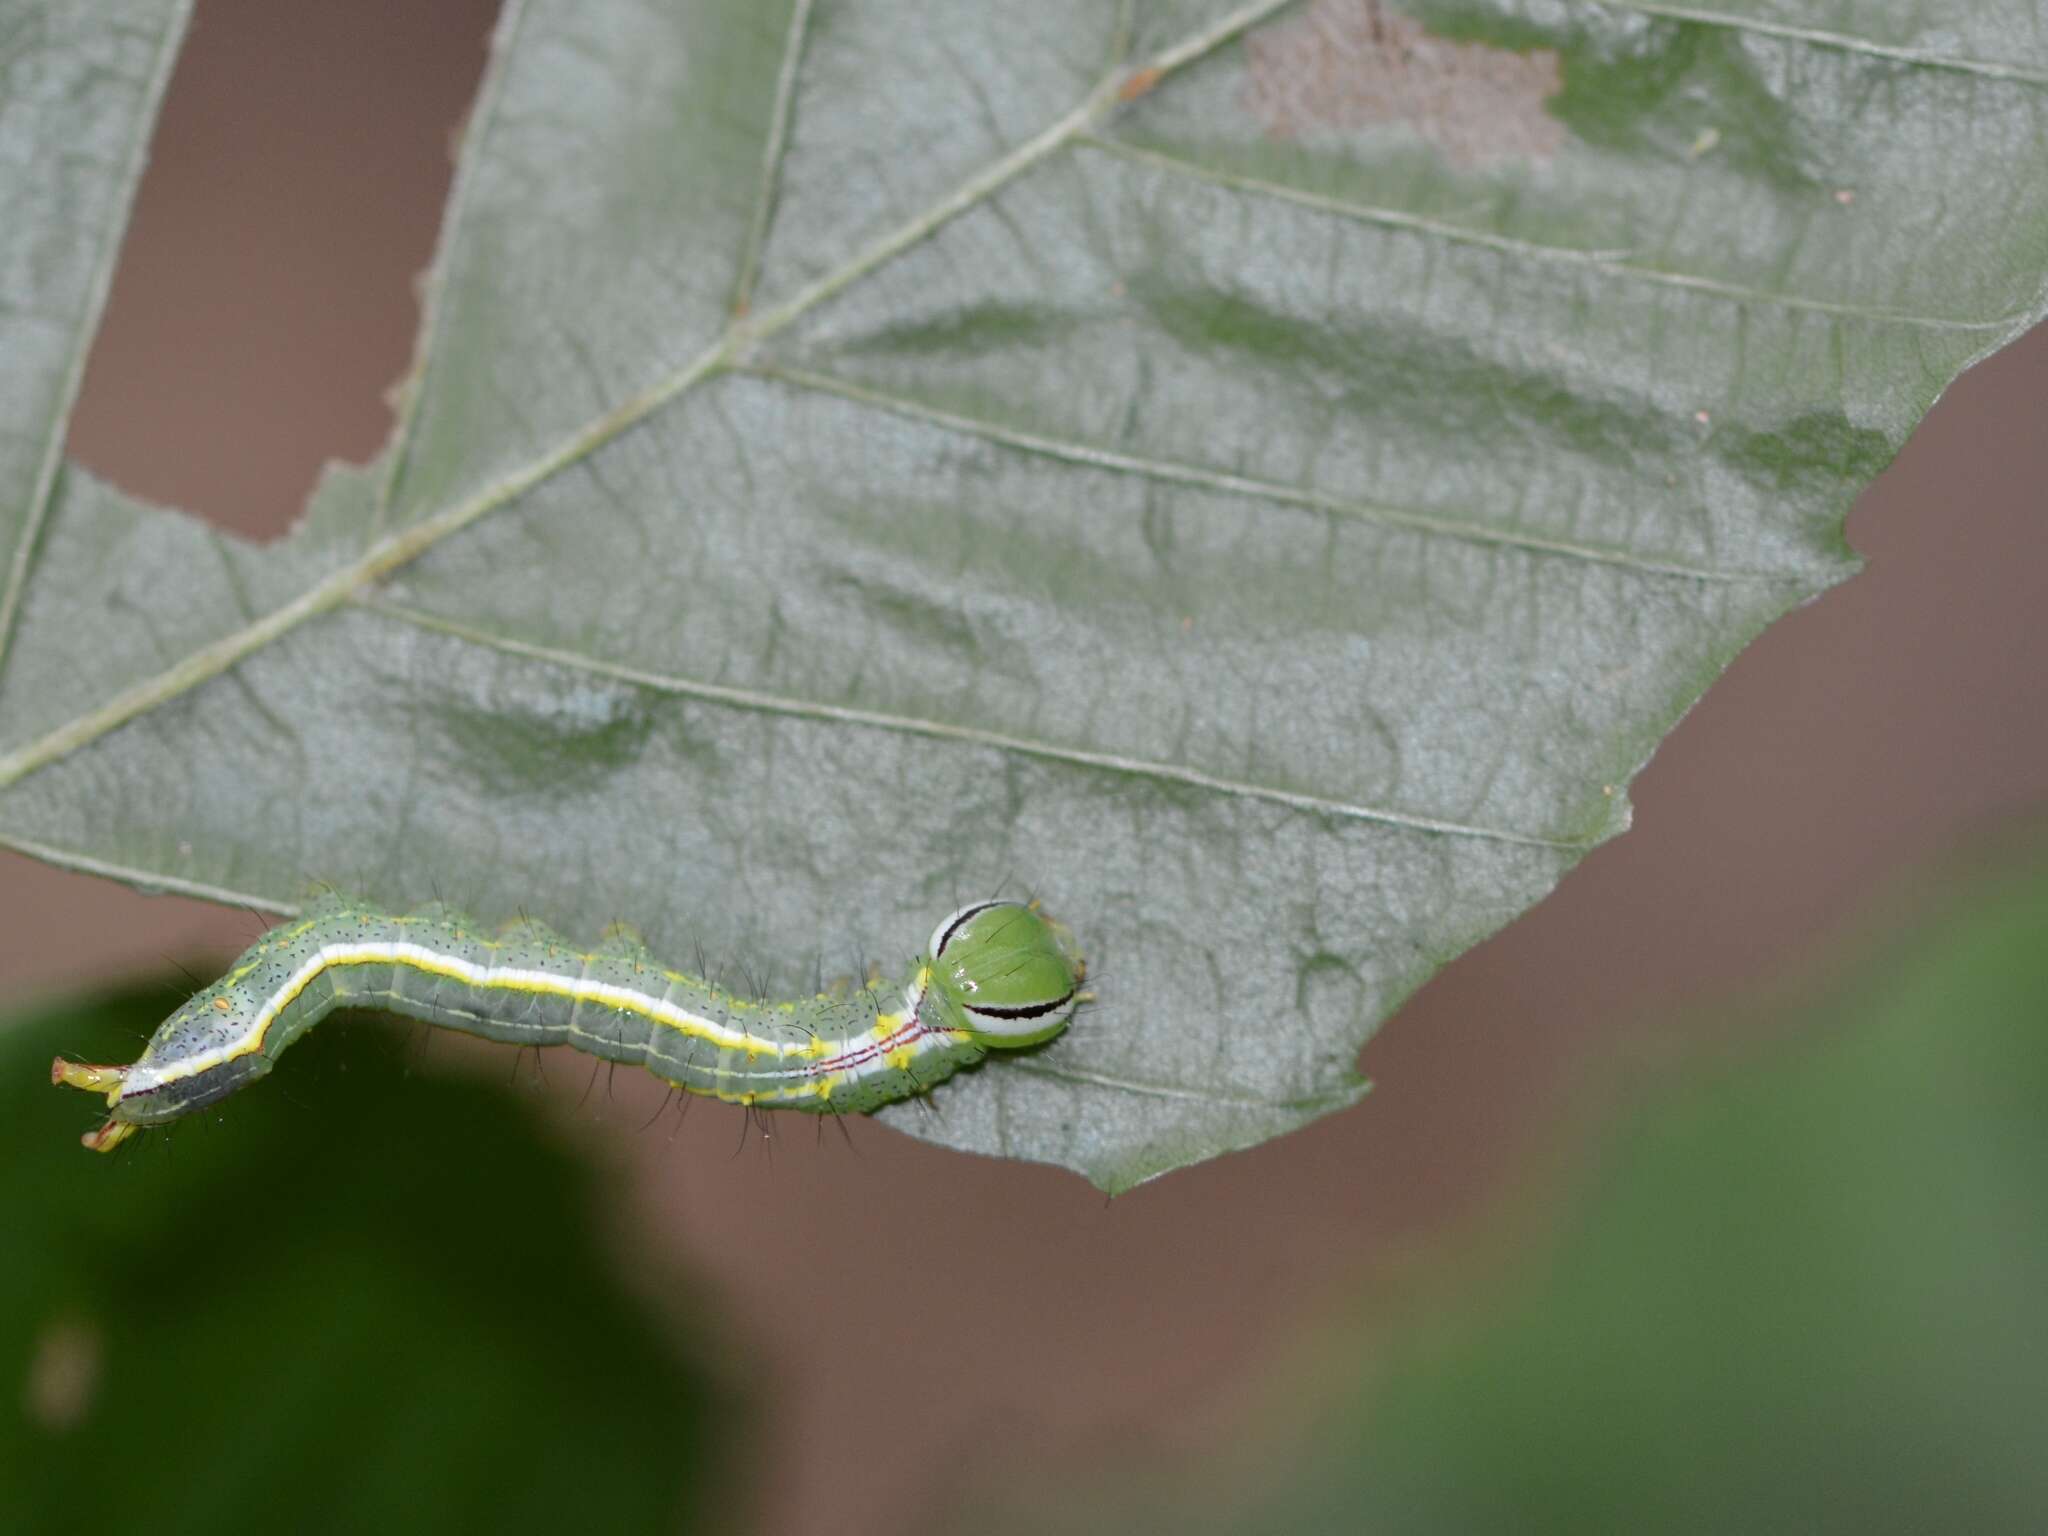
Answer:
xmin=0 ymin=0 xmax=2043 ymax=1191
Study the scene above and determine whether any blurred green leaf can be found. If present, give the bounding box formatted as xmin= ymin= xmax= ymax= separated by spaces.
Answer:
xmin=0 ymin=986 xmax=737 ymax=1534
xmin=949 ymin=860 xmax=2048 ymax=1531
xmin=2 ymin=1 xmax=2045 ymax=1187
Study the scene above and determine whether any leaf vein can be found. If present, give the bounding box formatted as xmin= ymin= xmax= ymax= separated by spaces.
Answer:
xmin=1602 ymin=2 xmax=2048 ymax=84
xmin=729 ymin=0 xmax=816 ymax=319
xmin=358 ymin=597 xmax=1604 ymax=851
xmin=1084 ymin=137 xmax=2033 ymax=333
xmin=1007 ymin=1059 xmax=1373 ymax=1112
xmin=749 ymin=360 xmax=1799 ymax=582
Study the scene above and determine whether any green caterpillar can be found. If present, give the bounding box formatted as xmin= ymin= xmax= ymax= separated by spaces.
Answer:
xmin=54 ymin=896 xmax=1083 ymax=1153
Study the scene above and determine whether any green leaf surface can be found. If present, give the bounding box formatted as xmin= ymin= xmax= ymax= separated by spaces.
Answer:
xmin=0 ymin=987 xmax=735 ymax=1532
xmin=1 ymin=0 xmax=2044 ymax=1190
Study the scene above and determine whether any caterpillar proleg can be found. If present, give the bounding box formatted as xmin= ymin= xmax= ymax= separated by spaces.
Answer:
xmin=54 ymin=896 xmax=1083 ymax=1153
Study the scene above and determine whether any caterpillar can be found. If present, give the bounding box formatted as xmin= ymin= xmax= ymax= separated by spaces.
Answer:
xmin=53 ymin=895 xmax=1083 ymax=1153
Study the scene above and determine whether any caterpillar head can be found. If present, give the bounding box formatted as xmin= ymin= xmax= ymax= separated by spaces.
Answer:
xmin=926 ymin=901 xmax=1082 ymax=1048
xmin=53 ymin=980 xmax=272 ymax=1151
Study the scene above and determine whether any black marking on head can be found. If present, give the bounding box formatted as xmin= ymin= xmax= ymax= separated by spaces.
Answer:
xmin=929 ymin=900 xmax=1003 ymax=960
xmin=965 ymin=987 xmax=1077 ymax=1022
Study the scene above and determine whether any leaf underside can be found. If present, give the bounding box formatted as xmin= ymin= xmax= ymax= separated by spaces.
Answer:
xmin=0 ymin=0 xmax=2042 ymax=1191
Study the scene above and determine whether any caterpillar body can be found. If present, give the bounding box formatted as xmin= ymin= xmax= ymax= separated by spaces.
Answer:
xmin=54 ymin=896 xmax=1083 ymax=1153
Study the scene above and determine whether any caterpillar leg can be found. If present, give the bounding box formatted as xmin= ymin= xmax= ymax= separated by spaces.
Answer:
xmin=51 ymin=1057 xmax=127 ymax=1098
xmin=52 ymin=1059 xmax=140 ymax=1153
xmin=82 ymin=1119 xmax=140 ymax=1153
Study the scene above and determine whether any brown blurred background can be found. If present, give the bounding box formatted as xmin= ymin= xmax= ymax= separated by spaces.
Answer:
xmin=4 ymin=3 xmax=2044 ymax=1532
